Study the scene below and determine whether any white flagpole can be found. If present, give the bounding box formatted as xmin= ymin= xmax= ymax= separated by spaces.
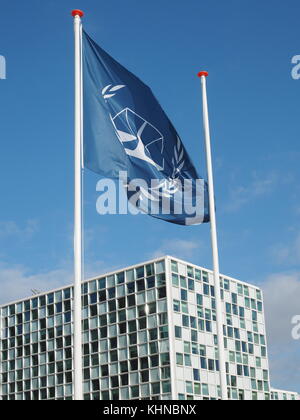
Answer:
xmin=198 ymin=71 xmax=228 ymax=400
xmin=72 ymin=9 xmax=84 ymax=401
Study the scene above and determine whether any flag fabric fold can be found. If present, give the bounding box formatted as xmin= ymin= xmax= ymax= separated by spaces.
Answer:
xmin=82 ymin=30 xmax=209 ymax=225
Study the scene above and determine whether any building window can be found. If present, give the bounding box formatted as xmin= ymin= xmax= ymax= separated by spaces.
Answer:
xmin=175 ymin=326 xmax=182 ymax=339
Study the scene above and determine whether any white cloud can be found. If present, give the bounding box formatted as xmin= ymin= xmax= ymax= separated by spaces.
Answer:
xmin=150 ymin=239 xmax=203 ymax=260
xmin=0 ymin=258 xmax=115 ymax=305
xmin=225 ymin=172 xmax=278 ymax=212
xmin=261 ymin=272 xmax=300 ymax=343
xmin=260 ymin=271 xmax=300 ymax=391
xmin=0 ymin=261 xmax=72 ymax=304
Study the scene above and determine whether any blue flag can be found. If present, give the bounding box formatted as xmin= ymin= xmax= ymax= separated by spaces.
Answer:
xmin=82 ymin=31 xmax=209 ymax=225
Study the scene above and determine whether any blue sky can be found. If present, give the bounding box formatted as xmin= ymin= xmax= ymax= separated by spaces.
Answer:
xmin=0 ymin=0 xmax=300 ymax=391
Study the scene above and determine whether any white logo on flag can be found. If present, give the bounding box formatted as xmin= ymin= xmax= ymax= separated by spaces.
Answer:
xmin=111 ymin=107 xmax=165 ymax=171
xmin=101 ymin=84 xmax=187 ymax=201
xmin=102 ymin=84 xmax=125 ymax=99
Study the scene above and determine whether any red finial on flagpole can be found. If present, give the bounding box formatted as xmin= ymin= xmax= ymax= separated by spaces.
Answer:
xmin=198 ymin=71 xmax=209 ymax=78
xmin=71 ymin=9 xmax=84 ymax=17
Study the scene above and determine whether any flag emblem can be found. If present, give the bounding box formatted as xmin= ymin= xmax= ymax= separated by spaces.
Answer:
xmin=111 ymin=107 xmax=165 ymax=171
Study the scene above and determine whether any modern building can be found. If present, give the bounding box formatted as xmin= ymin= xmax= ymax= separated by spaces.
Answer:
xmin=0 ymin=256 xmax=298 ymax=400
xmin=271 ymin=388 xmax=299 ymax=401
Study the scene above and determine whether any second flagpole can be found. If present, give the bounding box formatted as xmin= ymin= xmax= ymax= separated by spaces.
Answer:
xmin=72 ymin=9 xmax=84 ymax=401
xmin=198 ymin=71 xmax=228 ymax=400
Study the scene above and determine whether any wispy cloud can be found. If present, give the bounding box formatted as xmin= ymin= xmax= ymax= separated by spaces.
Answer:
xmin=0 ymin=219 xmax=39 ymax=240
xmin=224 ymin=172 xmax=278 ymax=213
xmin=150 ymin=238 xmax=203 ymax=260
xmin=84 ymin=259 xmax=120 ymax=280
xmin=260 ymin=271 xmax=300 ymax=391
xmin=270 ymin=232 xmax=300 ymax=265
